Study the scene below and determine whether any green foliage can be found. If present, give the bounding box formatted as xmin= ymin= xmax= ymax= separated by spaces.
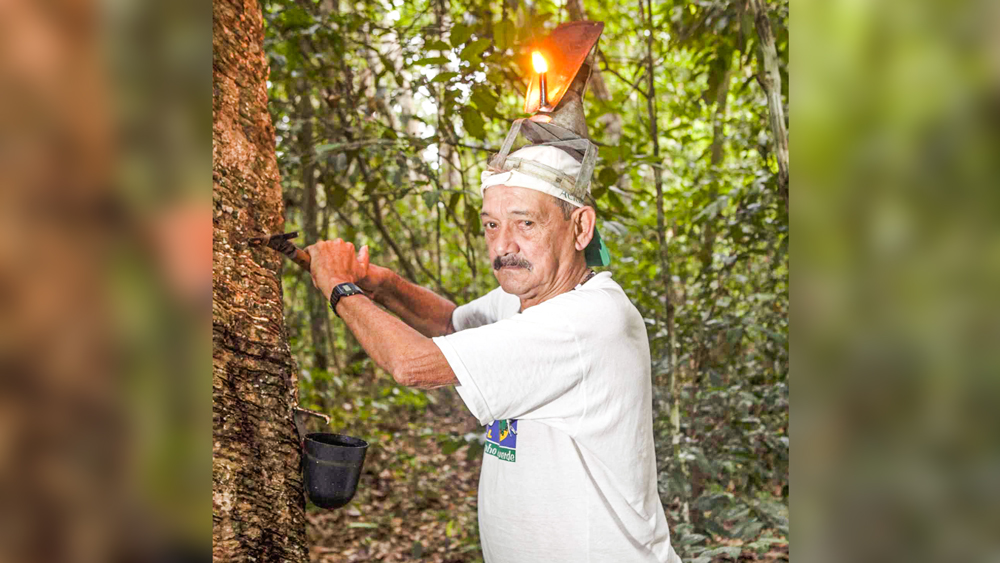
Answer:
xmin=263 ymin=0 xmax=788 ymax=559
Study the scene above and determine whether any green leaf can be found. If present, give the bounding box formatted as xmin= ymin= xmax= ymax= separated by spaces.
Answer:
xmin=460 ymin=38 xmax=491 ymax=63
xmin=315 ymin=143 xmax=342 ymax=155
xmin=347 ymin=522 xmax=379 ymax=529
xmin=702 ymin=517 xmax=731 ymax=538
xmin=607 ymin=190 xmax=626 ymax=211
xmin=440 ymin=438 xmax=462 ymax=455
xmin=450 ymin=23 xmax=473 ymax=47
xmin=748 ymin=536 xmax=786 ymax=553
xmin=731 ymin=519 xmax=765 ymax=540
xmin=599 ymin=145 xmax=619 ymax=161
xmin=702 ymin=546 xmax=742 ymax=558
xmin=597 ymin=166 xmax=619 ymax=188
xmin=422 ymin=190 xmax=440 ymax=209
xmin=465 ymin=440 xmax=484 ymax=461
xmin=282 ymin=6 xmax=313 ymax=27
xmin=470 ymin=85 xmax=500 ymax=117
xmin=675 ymin=532 xmax=708 ymax=546
xmin=465 ymin=195 xmax=482 ymax=235
xmin=448 ymin=192 xmax=462 ymax=214
xmin=330 ymin=185 xmax=347 ymax=208
xmin=413 ymin=56 xmax=449 ymax=66
xmin=424 ymin=40 xmax=450 ymax=52
xmin=460 ymin=106 xmax=486 ymax=140
xmin=431 ymin=71 xmax=459 ymax=83
xmin=495 ymin=19 xmax=515 ymax=51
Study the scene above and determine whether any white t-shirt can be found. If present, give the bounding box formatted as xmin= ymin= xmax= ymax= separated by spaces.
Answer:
xmin=432 ymin=272 xmax=682 ymax=563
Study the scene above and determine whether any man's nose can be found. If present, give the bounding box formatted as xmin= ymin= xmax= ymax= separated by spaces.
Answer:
xmin=493 ymin=223 xmax=519 ymax=257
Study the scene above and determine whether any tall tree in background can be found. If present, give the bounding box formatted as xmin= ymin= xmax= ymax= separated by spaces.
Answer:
xmin=749 ymin=0 xmax=789 ymax=212
xmin=212 ymin=0 xmax=307 ymax=560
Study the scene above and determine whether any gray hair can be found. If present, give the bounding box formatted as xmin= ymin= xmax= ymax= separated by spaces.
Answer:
xmin=554 ymin=198 xmax=575 ymax=220
xmin=553 ymin=194 xmax=596 ymax=220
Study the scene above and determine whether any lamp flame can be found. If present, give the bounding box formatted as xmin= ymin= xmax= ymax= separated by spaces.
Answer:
xmin=531 ymin=51 xmax=548 ymax=74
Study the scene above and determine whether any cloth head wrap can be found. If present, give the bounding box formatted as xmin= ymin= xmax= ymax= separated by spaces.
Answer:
xmin=480 ymin=145 xmax=610 ymax=267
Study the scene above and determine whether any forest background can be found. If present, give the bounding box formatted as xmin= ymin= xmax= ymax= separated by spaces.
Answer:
xmin=263 ymin=0 xmax=788 ymax=561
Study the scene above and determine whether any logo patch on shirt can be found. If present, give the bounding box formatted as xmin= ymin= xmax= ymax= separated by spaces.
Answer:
xmin=484 ymin=419 xmax=517 ymax=462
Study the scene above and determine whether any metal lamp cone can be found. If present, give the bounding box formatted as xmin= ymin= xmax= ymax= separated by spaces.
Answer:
xmin=488 ymin=21 xmax=609 ymax=266
xmin=523 ymin=21 xmax=604 ymax=117
xmin=536 ymin=89 xmax=588 ymax=139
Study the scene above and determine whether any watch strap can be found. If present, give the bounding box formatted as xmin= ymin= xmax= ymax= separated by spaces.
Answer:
xmin=329 ymin=282 xmax=365 ymax=317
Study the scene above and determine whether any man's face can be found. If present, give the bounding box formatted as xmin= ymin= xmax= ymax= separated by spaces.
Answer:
xmin=481 ymin=185 xmax=578 ymax=300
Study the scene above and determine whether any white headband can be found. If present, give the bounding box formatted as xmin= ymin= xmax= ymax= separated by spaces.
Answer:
xmin=480 ymin=145 xmax=586 ymax=207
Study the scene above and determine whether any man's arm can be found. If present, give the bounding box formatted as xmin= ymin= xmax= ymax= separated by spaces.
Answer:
xmin=307 ymin=239 xmax=458 ymax=389
xmin=335 ymin=294 xmax=457 ymax=389
xmin=360 ymin=265 xmax=457 ymax=337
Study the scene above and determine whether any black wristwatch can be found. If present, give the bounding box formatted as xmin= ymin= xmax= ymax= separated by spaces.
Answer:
xmin=329 ymin=282 xmax=365 ymax=317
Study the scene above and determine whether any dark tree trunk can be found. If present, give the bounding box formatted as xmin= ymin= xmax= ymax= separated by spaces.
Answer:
xmin=212 ymin=0 xmax=308 ymax=560
xmin=565 ymin=0 xmax=623 ymax=144
xmin=690 ymin=69 xmax=731 ymax=527
xmin=641 ymin=0 xmax=686 ymax=523
xmin=297 ymin=80 xmax=332 ymax=379
xmin=698 ymin=68 xmax=732 ymax=273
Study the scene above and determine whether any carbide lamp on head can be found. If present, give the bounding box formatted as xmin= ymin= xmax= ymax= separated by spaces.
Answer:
xmin=483 ymin=20 xmax=611 ymax=267
xmin=523 ymin=20 xmax=603 ymax=129
xmin=493 ymin=20 xmax=605 ymax=188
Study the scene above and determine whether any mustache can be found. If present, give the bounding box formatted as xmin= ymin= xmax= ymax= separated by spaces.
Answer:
xmin=493 ymin=254 xmax=532 ymax=271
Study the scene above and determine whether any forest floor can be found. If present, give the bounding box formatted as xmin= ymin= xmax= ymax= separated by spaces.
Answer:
xmin=304 ymin=384 xmax=485 ymax=562
xmin=302 ymin=381 xmax=788 ymax=562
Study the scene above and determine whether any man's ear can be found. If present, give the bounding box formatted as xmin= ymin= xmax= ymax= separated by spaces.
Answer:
xmin=572 ymin=206 xmax=597 ymax=251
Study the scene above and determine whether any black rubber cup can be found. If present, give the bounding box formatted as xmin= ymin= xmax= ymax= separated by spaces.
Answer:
xmin=303 ymin=433 xmax=369 ymax=509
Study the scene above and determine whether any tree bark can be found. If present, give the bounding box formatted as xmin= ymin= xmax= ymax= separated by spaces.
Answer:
xmin=213 ymin=0 xmax=308 ymax=560
xmin=749 ymin=0 xmax=788 ymax=213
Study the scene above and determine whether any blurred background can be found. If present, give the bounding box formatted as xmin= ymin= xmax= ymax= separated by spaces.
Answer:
xmin=0 ymin=0 xmax=210 ymax=560
xmin=794 ymin=0 xmax=1000 ymax=561
xmin=0 ymin=0 xmax=997 ymax=560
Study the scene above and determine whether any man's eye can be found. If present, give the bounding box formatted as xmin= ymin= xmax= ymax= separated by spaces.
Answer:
xmin=522 ymin=221 xmax=534 ymax=227
xmin=485 ymin=222 xmax=497 ymax=229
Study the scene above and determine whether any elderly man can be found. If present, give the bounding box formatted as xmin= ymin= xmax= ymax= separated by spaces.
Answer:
xmin=307 ymin=144 xmax=681 ymax=562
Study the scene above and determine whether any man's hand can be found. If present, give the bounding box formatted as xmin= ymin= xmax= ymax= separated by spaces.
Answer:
xmin=306 ymin=239 xmax=371 ymax=301
xmin=357 ymin=262 xmax=392 ymax=296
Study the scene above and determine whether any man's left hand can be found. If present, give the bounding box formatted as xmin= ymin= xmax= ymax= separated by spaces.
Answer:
xmin=306 ymin=239 xmax=370 ymax=301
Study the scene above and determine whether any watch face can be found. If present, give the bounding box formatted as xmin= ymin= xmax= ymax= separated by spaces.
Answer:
xmin=330 ymin=283 xmax=363 ymax=315
xmin=335 ymin=283 xmax=363 ymax=296
xmin=337 ymin=283 xmax=359 ymax=295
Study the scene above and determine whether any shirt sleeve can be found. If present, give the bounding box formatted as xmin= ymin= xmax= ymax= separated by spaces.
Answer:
xmin=450 ymin=285 xmax=516 ymax=332
xmin=433 ymin=298 xmax=588 ymax=431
